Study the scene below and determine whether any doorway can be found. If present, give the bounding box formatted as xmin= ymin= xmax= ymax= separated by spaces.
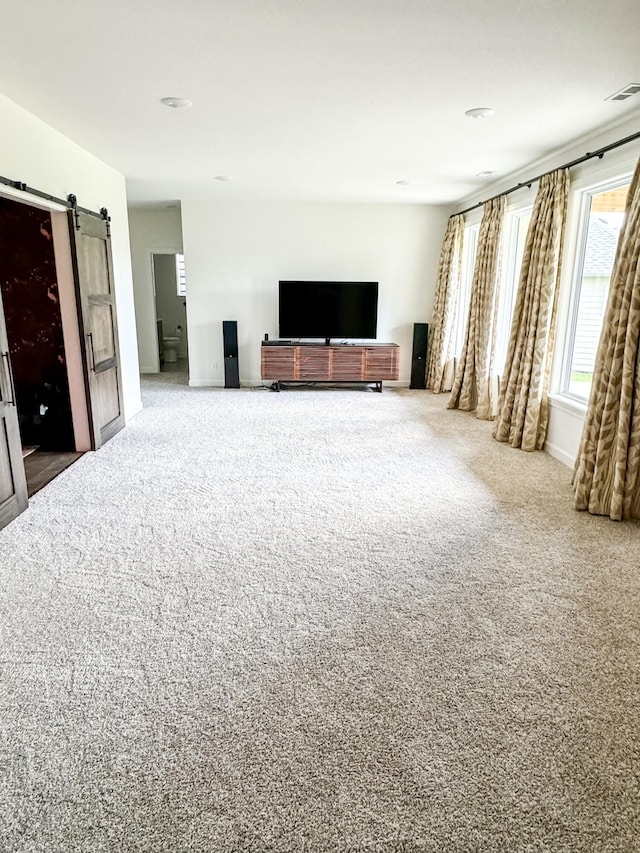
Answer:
xmin=152 ymin=253 xmax=188 ymax=377
xmin=0 ymin=190 xmax=124 ymax=530
xmin=0 ymin=197 xmax=87 ymax=495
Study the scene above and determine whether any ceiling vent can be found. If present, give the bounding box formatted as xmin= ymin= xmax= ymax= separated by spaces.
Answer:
xmin=606 ymin=84 xmax=640 ymax=102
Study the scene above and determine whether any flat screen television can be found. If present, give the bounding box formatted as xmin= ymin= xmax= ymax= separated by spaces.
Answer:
xmin=279 ymin=280 xmax=378 ymax=343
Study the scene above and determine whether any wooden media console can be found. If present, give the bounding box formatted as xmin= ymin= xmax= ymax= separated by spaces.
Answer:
xmin=261 ymin=342 xmax=399 ymax=391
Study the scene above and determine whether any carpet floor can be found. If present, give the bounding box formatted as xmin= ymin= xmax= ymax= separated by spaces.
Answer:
xmin=1 ymin=378 xmax=639 ymax=852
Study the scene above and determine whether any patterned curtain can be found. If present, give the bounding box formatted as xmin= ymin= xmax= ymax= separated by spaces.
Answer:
xmin=448 ymin=195 xmax=505 ymax=419
xmin=493 ymin=169 xmax=569 ymax=450
xmin=573 ymin=158 xmax=640 ymax=520
xmin=426 ymin=214 xmax=464 ymax=393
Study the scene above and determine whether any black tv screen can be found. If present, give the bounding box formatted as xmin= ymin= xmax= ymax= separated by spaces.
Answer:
xmin=279 ymin=280 xmax=378 ymax=340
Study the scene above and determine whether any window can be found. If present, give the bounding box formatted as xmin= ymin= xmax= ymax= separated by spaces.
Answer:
xmin=494 ymin=207 xmax=532 ymax=376
xmin=562 ymin=179 xmax=630 ymax=400
xmin=455 ymin=223 xmax=479 ymax=356
xmin=176 ymin=253 xmax=186 ymax=296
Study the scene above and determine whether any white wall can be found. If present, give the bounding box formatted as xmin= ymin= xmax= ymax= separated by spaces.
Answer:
xmin=128 ymin=206 xmax=184 ymax=373
xmin=455 ymin=112 xmax=640 ymax=468
xmin=0 ymin=94 xmax=141 ymax=420
xmin=180 ymin=200 xmax=451 ymax=386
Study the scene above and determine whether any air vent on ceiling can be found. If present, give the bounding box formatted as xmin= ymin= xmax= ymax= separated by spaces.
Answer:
xmin=606 ymin=83 xmax=640 ymax=102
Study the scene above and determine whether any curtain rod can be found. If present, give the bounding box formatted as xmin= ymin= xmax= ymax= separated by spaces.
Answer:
xmin=0 ymin=174 xmax=106 ymax=221
xmin=453 ymin=129 xmax=640 ymax=218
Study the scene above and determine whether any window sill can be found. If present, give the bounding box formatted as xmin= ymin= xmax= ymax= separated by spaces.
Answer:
xmin=548 ymin=392 xmax=588 ymax=417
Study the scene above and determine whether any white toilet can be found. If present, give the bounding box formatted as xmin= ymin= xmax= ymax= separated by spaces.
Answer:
xmin=162 ymin=325 xmax=182 ymax=363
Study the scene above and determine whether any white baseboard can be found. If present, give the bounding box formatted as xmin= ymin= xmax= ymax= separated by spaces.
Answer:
xmin=188 ymin=380 xmax=271 ymax=388
xmin=544 ymin=441 xmax=575 ymax=469
xmin=125 ymin=398 xmax=144 ymax=421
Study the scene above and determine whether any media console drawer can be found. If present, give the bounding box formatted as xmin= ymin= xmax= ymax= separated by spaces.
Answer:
xmin=261 ymin=343 xmax=399 ymax=389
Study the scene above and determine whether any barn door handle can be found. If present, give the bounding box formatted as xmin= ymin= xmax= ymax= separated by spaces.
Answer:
xmin=2 ymin=352 xmax=16 ymax=406
xmin=87 ymin=333 xmax=96 ymax=372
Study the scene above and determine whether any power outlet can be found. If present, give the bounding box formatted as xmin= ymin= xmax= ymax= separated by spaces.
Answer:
xmin=211 ymin=361 xmax=218 ymax=370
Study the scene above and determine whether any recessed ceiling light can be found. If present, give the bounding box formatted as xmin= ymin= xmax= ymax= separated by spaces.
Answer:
xmin=160 ymin=97 xmax=193 ymax=109
xmin=476 ymin=170 xmax=497 ymax=178
xmin=465 ymin=107 xmax=495 ymax=119
xmin=214 ymin=175 xmax=232 ymax=183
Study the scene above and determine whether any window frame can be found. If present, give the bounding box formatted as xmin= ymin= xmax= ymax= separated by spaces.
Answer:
xmin=558 ymin=173 xmax=631 ymax=404
xmin=494 ymin=204 xmax=532 ymax=378
xmin=176 ymin=253 xmax=186 ymax=297
xmin=455 ymin=222 xmax=479 ymax=358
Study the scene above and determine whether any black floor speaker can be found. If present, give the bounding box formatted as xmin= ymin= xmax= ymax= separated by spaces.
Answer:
xmin=410 ymin=322 xmax=428 ymax=390
xmin=222 ymin=320 xmax=240 ymax=388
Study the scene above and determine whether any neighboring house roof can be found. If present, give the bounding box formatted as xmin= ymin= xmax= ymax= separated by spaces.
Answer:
xmin=583 ymin=216 xmax=620 ymax=277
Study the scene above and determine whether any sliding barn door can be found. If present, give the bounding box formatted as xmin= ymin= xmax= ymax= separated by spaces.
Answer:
xmin=68 ymin=211 xmax=124 ymax=449
xmin=0 ymin=286 xmax=28 ymax=530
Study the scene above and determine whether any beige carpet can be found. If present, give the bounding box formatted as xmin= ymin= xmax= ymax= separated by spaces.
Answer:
xmin=1 ymin=379 xmax=639 ymax=852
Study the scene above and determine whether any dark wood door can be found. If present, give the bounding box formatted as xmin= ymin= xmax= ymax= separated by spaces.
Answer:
xmin=0 ymin=286 xmax=28 ymax=530
xmin=68 ymin=211 xmax=124 ymax=449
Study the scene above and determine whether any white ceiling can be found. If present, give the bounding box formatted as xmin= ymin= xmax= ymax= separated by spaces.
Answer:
xmin=1 ymin=0 xmax=639 ymax=206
